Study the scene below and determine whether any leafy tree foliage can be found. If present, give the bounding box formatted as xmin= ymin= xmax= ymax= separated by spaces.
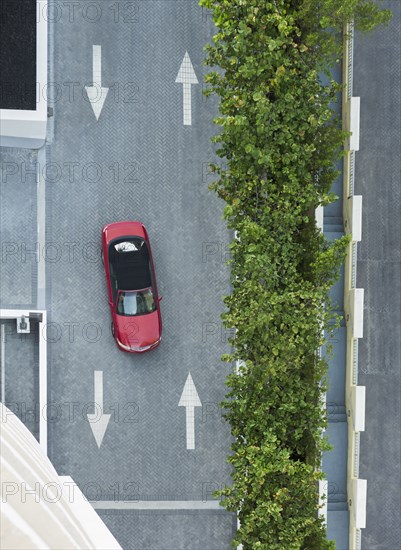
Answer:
xmin=200 ymin=0 xmax=391 ymax=548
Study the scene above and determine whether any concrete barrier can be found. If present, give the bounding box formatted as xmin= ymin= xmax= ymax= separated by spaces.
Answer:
xmin=345 ymin=196 xmax=362 ymax=242
xmin=351 ymin=478 xmax=367 ymax=529
xmin=349 ymin=386 xmax=366 ymax=433
xmin=342 ymin=21 xmax=367 ymax=550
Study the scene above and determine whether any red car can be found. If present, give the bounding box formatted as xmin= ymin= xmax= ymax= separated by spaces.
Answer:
xmin=102 ymin=221 xmax=162 ymax=353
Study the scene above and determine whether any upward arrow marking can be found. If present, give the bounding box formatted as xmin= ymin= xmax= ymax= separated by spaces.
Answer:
xmin=179 ymin=373 xmax=202 ymax=449
xmin=175 ymin=52 xmax=199 ymax=126
xmin=85 ymin=45 xmax=109 ymax=121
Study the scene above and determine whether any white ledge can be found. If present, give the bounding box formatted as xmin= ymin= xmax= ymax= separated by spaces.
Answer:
xmin=351 ymin=478 xmax=367 ymax=529
xmin=348 ymin=288 xmax=364 ymax=339
xmin=350 ymin=385 xmax=366 ymax=432
xmin=345 ymin=195 xmax=362 ymax=242
xmin=349 ymin=97 xmax=360 ymax=151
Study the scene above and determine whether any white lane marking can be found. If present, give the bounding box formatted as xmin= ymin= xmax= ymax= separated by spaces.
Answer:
xmin=37 ymin=148 xmax=46 ymax=308
xmin=178 ymin=372 xmax=201 ymax=449
xmin=175 ymin=52 xmax=199 ymax=125
xmin=92 ymin=44 xmax=102 ymax=86
xmin=85 ymin=45 xmax=109 ymax=120
xmin=1 ymin=324 xmax=5 ymax=403
xmin=38 ymin=313 xmax=48 ymax=455
xmin=91 ymin=500 xmax=222 ymax=510
xmin=87 ymin=371 xmax=111 ymax=448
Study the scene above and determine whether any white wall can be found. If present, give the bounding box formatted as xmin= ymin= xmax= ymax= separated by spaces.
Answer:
xmin=0 ymin=0 xmax=48 ymax=148
xmin=0 ymin=403 xmax=121 ymax=550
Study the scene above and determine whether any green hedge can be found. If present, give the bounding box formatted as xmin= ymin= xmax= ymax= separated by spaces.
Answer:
xmin=200 ymin=1 xmax=391 ymax=548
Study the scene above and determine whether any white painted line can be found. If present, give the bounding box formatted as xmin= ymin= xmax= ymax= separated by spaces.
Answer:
xmin=39 ymin=312 xmax=48 ymax=455
xmin=93 ymin=370 xmax=105 ymax=409
xmin=85 ymin=45 xmax=109 ymax=120
xmin=91 ymin=500 xmax=223 ymax=510
xmin=175 ymin=52 xmax=199 ymax=126
xmin=37 ymin=148 xmax=46 ymax=309
xmin=178 ymin=372 xmax=201 ymax=450
xmin=92 ymin=45 xmax=102 ymax=87
xmin=87 ymin=370 xmax=111 ymax=448
xmin=186 ymin=406 xmax=195 ymax=449
xmin=0 ymin=309 xmax=35 ymax=318
xmin=47 ymin=0 xmax=55 ymax=144
xmin=1 ymin=324 xmax=5 ymax=403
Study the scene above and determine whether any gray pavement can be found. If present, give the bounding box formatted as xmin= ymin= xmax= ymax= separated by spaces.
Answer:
xmin=44 ymin=1 xmax=235 ymax=548
xmin=354 ymin=2 xmax=401 ymax=548
xmin=97 ymin=509 xmax=235 ymax=550
xmin=0 ymin=147 xmax=38 ymax=307
xmin=1 ymin=320 xmax=40 ymax=440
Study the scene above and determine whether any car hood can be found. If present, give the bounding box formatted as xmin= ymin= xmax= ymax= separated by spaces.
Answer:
xmin=115 ymin=310 xmax=160 ymax=349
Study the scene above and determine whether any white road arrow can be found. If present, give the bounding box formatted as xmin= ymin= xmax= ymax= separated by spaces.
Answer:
xmin=178 ymin=373 xmax=202 ymax=450
xmin=85 ymin=45 xmax=109 ymax=120
xmin=87 ymin=370 xmax=111 ymax=448
xmin=175 ymin=52 xmax=199 ymax=126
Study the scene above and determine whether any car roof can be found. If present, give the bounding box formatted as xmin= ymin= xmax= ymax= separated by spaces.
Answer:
xmin=109 ymin=237 xmax=152 ymax=291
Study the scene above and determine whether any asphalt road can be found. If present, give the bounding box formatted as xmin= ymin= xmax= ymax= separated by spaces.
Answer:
xmin=45 ymin=1 xmax=235 ymax=548
xmin=354 ymin=2 xmax=401 ymax=548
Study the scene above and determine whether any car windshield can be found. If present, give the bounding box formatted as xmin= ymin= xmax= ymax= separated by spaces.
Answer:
xmin=114 ymin=240 xmax=143 ymax=253
xmin=117 ymin=288 xmax=156 ymax=316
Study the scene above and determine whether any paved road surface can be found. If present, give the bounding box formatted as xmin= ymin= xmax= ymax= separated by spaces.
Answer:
xmin=354 ymin=2 xmax=401 ymax=548
xmin=45 ymin=1 xmax=235 ymax=548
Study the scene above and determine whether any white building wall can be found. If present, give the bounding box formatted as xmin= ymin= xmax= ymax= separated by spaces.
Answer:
xmin=0 ymin=403 xmax=121 ymax=550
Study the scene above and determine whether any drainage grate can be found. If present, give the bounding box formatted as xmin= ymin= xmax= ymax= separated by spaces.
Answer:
xmin=352 ymin=338 xmax=359 ymax=385
xmin=356 ymin=528 xmax=362 ymax=549
xmin=351 ymin=241 xmax=357 ymax=288
xmin=350 ymin=151 xmax=355 ymax=196
xmin=353 ymin=432 xmax=360 ymax=478
xmin=347 ymin=23 xmax=354 ymax=100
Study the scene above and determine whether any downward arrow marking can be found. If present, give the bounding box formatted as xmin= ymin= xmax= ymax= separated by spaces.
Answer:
xmin=87 ymin=370 xmax=111 ymax=448
xmin=85 ymin=45 xmax=109 ymax=120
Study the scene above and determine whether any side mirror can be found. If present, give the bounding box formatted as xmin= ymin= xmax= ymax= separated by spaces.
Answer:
xmin=157 ymin=295 xmax=163 ymax=302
